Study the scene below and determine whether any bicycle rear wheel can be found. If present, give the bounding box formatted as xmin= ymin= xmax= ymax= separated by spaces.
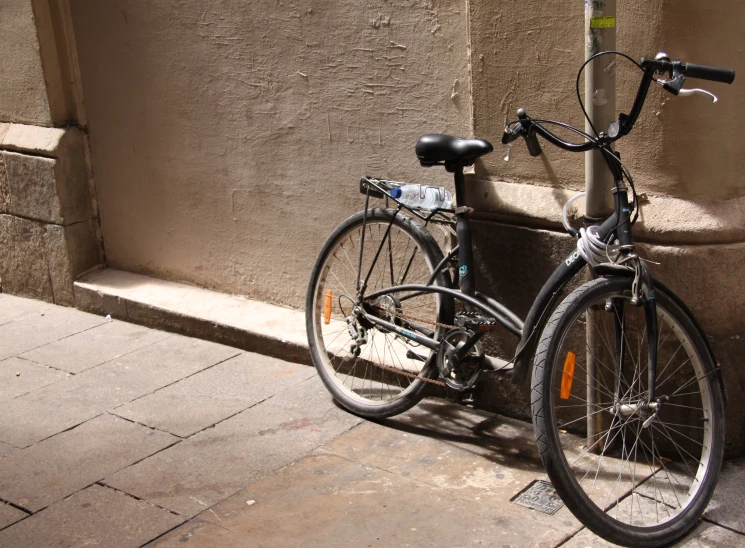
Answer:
xmin=531 ymin=277 xmax=724 ymax=547
xmin=306 ymin=208 xmax=454 ymax=418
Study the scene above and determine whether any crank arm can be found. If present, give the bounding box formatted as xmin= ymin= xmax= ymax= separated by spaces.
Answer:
xmin=405 ymin=350 xmax=428 ymax=362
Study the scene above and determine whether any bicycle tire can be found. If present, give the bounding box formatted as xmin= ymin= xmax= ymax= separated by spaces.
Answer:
xmin=531 ymin=277 xmax=724 ymax=547
xmin=306 ymin=208 xmax=454 ymax=418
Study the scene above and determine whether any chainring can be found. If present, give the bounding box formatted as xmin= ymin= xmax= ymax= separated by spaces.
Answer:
xmin=437 ymin=327 xmax=483 ymax=391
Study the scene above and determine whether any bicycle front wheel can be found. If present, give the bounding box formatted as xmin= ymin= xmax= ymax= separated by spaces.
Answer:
xmin=306 ymin=208 xmax=454 ymax=418
xmin=531 ymin=277 xmax=724 ymax=547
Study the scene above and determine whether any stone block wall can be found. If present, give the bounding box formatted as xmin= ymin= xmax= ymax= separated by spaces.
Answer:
xmin=0 ymin=123 xmax=102 ymax=305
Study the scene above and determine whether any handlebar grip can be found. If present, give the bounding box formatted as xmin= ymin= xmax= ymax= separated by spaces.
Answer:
xmin=684 ymin=63 xmax=736 ymax=84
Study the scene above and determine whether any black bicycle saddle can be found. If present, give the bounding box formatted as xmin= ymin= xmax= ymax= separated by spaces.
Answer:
xmin=415 ymin=134 xmax=493 ymax=167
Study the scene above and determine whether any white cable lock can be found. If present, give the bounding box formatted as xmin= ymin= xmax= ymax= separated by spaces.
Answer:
xmin=562 ymin=192 xmax=621 ymax=267
xmin=577 ymin=225 xmax=620 ymax=267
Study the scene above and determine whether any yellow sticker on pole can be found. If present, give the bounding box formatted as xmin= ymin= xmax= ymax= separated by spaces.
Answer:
xmin=590 ymin=16 xmax=616 ymax=29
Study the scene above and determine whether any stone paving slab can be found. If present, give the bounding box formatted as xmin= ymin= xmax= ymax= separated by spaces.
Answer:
xmin=0 ymin=413 xmax=178 ymax=512
xmin=0 ymin=356 xmax=65 ymax=402
xmin=193 ymin=452 xmax=573 ymax=548
xmin=0 ymin=294 xmax=53 ymax=326
xmin=0 ymin=335 xmax=240 ymax=448
xmin=19 ymin=319 xmax=172 ymax=374
xmin=0 ymin=443 xmax=15 ymax=460
xmin=322 ymin=411 xmax=580 ymax=533
xmin=104 ymin=376 xmax=362 ymax=518
xmin=0 ymin=484 xmax=184 ymax=548
xmin=114 ymin=352 xmax=316 ymax=437
xmin=144 ymin=519 xmax=253 ymax=547
xmin=0 ymin=502 xmax=27 ymax=531
xmin=0 ymin=292 xmax=740 ymax=547
xmin=704 ymin=457 xmax=745 ymax=534
xmin=0 ymin=304 xmax=106 ymax=360
xmin=380 ymin=399 xmax=542 ymax=465
xmin=353 ymin=399 xmax=546 ymax=473
xmin=562 ymin=519 xmax=745 ymax=547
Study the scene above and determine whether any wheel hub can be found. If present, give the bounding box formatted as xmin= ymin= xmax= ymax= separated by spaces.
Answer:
xmin=370 ymin=295 xmax=403 ymax=325
xmin=613 ymin=400 xmax=659 ymax=422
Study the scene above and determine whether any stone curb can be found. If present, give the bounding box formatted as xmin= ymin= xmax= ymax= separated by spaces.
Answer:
xmin=73 ymin=268 xmax=311 ymax=366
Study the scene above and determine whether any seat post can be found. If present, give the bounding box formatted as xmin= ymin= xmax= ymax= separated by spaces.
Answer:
xmin=450 ymin=162 xmax=475 ymax=297
xmin=451 ymin=162 xmax=467 ymax=207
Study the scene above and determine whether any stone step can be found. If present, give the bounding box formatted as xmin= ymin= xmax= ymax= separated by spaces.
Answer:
xmin=73 ymin=268 xmax=515 ymax=379
xmin=73 ymin=268 xmax=310 ymax=365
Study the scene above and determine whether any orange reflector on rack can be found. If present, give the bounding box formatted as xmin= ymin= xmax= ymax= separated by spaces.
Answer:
xmin=323 ymin=290 xmax=333 ymax=325
xmin=560 ymin=351 xmax=576 ymax=400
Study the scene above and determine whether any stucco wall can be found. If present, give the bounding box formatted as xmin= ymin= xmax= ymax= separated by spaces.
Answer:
xmin=69 ymin=0 xmax=471 ymax=306
xmin=65 ymin=0 xmax=745 ymax=451
xmin=467 ymin=0 xmax=745 ymax=454
xmin=0 ymin=1 xmax=52 ymax=125
xmin=470 ymin=0 xmax=744 ymax=201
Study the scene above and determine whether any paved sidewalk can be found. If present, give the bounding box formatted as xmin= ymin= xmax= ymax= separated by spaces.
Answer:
xmin=0 ymin=293 xmax=743 ymax=547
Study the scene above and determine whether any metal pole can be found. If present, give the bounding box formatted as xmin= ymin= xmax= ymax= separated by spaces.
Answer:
xmin=584 ymin=0 xmax=616 ymax=220
xmin=584 ymin=0 xmax=616 ymax=452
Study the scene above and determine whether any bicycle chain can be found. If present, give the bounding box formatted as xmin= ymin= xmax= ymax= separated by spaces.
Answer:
xmin=369 ymin=304 xmax=456 ymax=330
xmin=372 ymin=361 xmax=447 ymax=387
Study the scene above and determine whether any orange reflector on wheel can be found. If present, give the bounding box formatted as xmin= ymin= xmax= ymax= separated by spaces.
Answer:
xmin=323 ymin=290 xmax=333 ymax=325
xmin=560 ymin=351 xmax=576 ymax=400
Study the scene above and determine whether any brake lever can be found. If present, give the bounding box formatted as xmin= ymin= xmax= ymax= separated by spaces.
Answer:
xmin=656 ymin=78 xmax=719 ymax=103
xmin=678 ymin=88 xmax=718 ymax=103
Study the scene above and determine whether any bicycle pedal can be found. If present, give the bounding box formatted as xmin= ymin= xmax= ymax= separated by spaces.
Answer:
xmin=455 ymin=312 xmax=496 ymax=332
xmin=405 ymin=350 xmax=427 ymax=362
xmin=458 ymin=383 xmax=484 ymax=407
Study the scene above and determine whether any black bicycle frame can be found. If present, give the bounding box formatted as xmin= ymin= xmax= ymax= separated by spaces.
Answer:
xmin=351 ymin=52 xmax=731 ymax=409
xmin=356 ymin=57 xmax=662 ymax=390
xmin=356 ymin=163 xmax=649 ymax=387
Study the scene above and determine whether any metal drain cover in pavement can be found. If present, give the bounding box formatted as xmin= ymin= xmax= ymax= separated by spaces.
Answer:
xmin=511 ymin=479 xmax=564 ymax=515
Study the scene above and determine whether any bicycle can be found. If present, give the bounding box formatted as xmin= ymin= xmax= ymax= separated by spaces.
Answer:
xmin=305 ymin=51 xmax=735 ymax=547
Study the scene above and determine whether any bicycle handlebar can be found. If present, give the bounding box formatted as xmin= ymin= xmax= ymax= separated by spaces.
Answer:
xmin=502 ymin=114 xmax=595 ymax=153
xmin=503 ymin=52 xmax=736 ymax=155
xmin=641 ymin=56 xmax=736 ymax=84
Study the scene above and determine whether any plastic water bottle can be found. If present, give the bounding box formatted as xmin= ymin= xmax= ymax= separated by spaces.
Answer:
xmin=390 ymin=184 xmax=453 ymax=210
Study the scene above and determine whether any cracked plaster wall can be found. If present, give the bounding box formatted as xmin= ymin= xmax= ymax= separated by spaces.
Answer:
xmin=471 ymin=0 xmax=744 ymax=201
xmin=66 ymin=0 xmax=745 ymax=451
xmin=69 ymin=0 xmax=471 ymax=306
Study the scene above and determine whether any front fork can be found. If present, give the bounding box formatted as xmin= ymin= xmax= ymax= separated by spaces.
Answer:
xmin=612 ymin=181 xmax=659 ymax=409
xmin=613 ymin=255 xmax=659 ymax=410
xmin=631 ymin=256 xmax=659 ymax=404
